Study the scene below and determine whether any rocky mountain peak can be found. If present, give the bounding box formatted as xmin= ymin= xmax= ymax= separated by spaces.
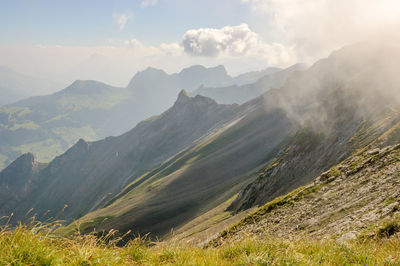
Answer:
xmin=0 ymin=152 xmax=36 ymax=188
xmin=127 ymin=67 xmax=170 ymax=89
xmin=173 ymin=89 xmax=219 ymax=109
xmin=67 ymin=138 xmax=89 ymax=155
xmin=179 ymin=65 xmax=228 ymax=77
xmin=175 ymin=89 xmax=192 ymax=105
xmin=8 ymin=152 xmax=35 ymax=169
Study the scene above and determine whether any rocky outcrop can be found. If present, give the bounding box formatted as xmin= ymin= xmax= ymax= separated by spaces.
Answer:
xmin=0 ymin=152 xmax=38 ymax=192
xmin=0 ymin=152 xmax=41 ymax=219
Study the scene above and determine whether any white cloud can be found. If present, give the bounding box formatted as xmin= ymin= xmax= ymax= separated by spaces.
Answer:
xmin=181 ymin=23 xmax=296 ymax=66
xmin=182 ymin=24 xmax=258 ymax=57
xmin=112 ymin=12 xmax=133 ymax=30
xmin=141 ymin=0 xmax=158 ymax=8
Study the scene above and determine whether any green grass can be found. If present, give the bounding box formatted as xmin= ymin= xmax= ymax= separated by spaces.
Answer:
xmin=1 ymin=220 xmax=400 ymax=265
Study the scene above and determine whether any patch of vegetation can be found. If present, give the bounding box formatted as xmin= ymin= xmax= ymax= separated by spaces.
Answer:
xmin=359 ymin=215 xmax=400 ymax=240
xmin=377 ymin=220 xmax=400 ymax=238
xmin=383 ymin=197 xmax=399 ymax=206
xmin=260 ymin=157 xmax=281 ymax=176
xmin=1 ymin=221 xmax=400 ymax=265
xmin=328 ymin=166 xmax=342 ymax=178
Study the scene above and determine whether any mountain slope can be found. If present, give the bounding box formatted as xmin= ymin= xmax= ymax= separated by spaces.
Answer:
xmin=0 ymin=91 xmax=239 ymax=226
xmin=211 ymin=144 xmax=400 ymax=246
xmin=229 ymin=39 xmax=400 ymax=213
xmin=59 ymin=91 xmax=296 ymax=237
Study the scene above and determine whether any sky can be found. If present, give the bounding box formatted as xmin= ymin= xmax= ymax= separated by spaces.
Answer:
xmin=1 ymin=0 xmax=400 ymax=87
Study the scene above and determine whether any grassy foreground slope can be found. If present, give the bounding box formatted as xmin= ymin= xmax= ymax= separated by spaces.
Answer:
xmin=1 ymin=215 xmax=399 ymax=265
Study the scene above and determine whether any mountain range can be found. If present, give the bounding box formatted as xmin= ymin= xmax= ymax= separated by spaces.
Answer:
xmin=1 ymin=39 xmax=400 ymax=245
xmin=192 ymin=63 xmax=305 ymax=104
xmin=0 ymin=65 xmax=291 ymax=170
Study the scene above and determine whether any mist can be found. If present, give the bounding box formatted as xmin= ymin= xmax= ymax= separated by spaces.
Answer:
xmin=262 ymin=33 xmax=400 ymax=137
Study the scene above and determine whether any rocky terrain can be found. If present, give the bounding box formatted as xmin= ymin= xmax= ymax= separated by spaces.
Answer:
xmin=211 ymin=144 xmax=400 ymax=246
